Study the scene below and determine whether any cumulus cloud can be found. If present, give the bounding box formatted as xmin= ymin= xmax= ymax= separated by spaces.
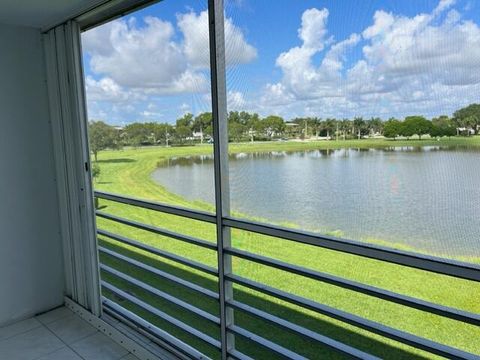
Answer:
xmin=82 ymin=10 xmax=256 ymax=100
xmin=140 ymin=110 xmax=163 ymax=119
xmin=433 ymin=0 xmax=456 ymax=16
xmin=262 ymin=0 xmax=480 ymax=118
xmin=227 ymin=91 xmax=247 ymax=110
xmin=298 ymin=8 xmax=330 ymax=51
xmin=83 ymin=17 xmax=208 ymax=95
xmin=358 ymin=7 xmax=480 ymax=88
xmin=177 ymin=10 xmax=257 ymax=68
xmin=179 ymin=103 xmax=191 ymax=114
xmin=84 ymin=76 xmax=144 ymax=102
xmin=262 ymin=7 xmax=359 ymax=105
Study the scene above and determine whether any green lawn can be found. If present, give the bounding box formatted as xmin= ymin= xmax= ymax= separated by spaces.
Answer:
xmin=95 ymin=137 xmax=480 ymax=359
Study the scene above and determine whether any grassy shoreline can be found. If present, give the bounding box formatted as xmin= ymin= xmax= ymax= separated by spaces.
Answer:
xmin=95 ymin=137 xmax=480 ymax=359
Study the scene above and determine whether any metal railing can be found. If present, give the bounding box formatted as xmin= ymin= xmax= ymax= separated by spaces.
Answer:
xmin=95 ymin=190 xmax=480 ymax=360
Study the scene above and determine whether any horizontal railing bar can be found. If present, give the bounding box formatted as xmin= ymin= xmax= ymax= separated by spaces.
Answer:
xmin=94 ymin=191 xmax=480 ymax=282
xmin=226 ymin=274 xmax=479 ymax=360
xmin=102 ymin=281 xmax=221 ymax=349
xmin=102 ymin=297 xmax=211 ymax=360
xmin=96 ymin=212 xmax=217 ymax=251
xmin=100 ymin=262 xmax=249 ymax=360
xmin=227 ymin=300 xmax=378 ymax=360
xmin=223 ymin=217 xmax=480 ymax=282
xmin=100 ymin=263 xmax=220 ymax=325
xmin=94 ymin=192 xmax=480 ymax=358
xmin=95 ymin=190 xmax=216 ymax=224
xmin=97 ymin=230 xmax=218 ymax=276
xmin=228 ymin=325 xmax=307 ymax=360
xmin=227 ymin=349 xmax=254 ymax=360
xmin=226 ymin=247 xmax=480 ymax=326
xmin=99 ymin=246 xmax=219 ymax=300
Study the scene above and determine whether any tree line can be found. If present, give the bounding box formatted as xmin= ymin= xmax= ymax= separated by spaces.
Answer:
xmin=89 ymin=103 xmax=480 ymax=160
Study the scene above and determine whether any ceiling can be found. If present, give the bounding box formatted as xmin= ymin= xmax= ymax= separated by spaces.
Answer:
xmin=0 ymin=0 xmax=107 ymax=29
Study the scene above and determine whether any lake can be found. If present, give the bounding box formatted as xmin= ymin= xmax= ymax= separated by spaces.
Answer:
xmin=152 ymin=146 xmax=480 ymax=257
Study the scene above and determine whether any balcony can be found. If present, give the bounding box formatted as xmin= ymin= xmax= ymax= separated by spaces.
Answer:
xmin=93 ymin=191 xmax=480 ymax=359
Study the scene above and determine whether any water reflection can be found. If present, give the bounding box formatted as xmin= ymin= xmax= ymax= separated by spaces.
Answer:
xmin=162 ymin=146 xmax=457 ymax=167
xmin=153 ymin=146 xmax=480 ymax=257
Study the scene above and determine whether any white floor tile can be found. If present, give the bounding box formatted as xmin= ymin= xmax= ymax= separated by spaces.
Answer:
xmin=71 ymin=332 xmax=129 ymax=360
xmin=0 ymin=326 xmax=64 ymax=360
xmin=36 ymin=307 xmax=73 ymax=325
xmin=45 ymin=314 xmax=97 ymax=345
xmin=0 ymin=307 xmax=160 ymax=360
xmin=0 ymin=318 xmax=41 ymax=341
xmin=35 ymin=346 xmax=83 ymax=360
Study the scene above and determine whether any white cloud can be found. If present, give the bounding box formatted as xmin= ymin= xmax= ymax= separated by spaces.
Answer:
xmin=84 ymin=76 xmax=144 ymax=102
xmin=190 ymin=90 xmax=247 ymax=112
xmin=362 ymin=11 xmax=395 ymax=39
xmin=321 ymin=33 xmax=361 ymax=80
xmin=83 ymin=17 xmax=208 ymax=95
xmin=179 ymin=103 xmax=191 ymax=113
xmin=433 ymin=0 xmax=456 ymax=16
xmin=262 ymin=83 xmax=295 ymax=106
xmin=262 ymin=0 xmax=480 ymax=118
xmin=140 ymin=110 xmax=162 ymax=118
xmin=263 ymin=8 xmax=359 ymax=103
xmin=298 ymin=8 xmax=330 ymax=51
xmin=83 ymin=10 xmax=256 ymax=97
xmin=176 ymin=11 xmax=210 ymax=69
xmin=177 ymin=10 xmax=257 ymax=68
xmin=227 ymin=91 xmax=247 ymax=110
xmin=359 ymin=9 xmax=480 ymax=87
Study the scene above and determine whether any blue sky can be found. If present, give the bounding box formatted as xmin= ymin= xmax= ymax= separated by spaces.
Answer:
xmin=82 ymin=0 xmax=480 ymax=125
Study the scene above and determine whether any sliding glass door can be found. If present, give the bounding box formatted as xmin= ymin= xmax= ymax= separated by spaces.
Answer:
xmin=81 ymin=1 xmax=480 ymax=359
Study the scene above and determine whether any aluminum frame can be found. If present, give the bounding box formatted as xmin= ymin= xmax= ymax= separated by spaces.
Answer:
xmin=81 ymin=0 xmax=480 ymax=358
xmin=98 ymin=245 xmax=219 ymax=300
xmin=44 ymin=21 xmax=102 ymax=316
xmin=95 ymin=190 xmax=480 ymax=282
xmin=225 ymin=247 xmax=480 ymax=326
xmin=97 ymin=231 xmax=218 ymax=276
xmin=208 ymin=1 xmax=235 ymax=359
xmin=223 ymin=217 xmax=480 ymax=282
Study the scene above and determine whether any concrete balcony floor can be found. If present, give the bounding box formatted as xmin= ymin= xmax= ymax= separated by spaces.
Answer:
xmin=0 ymin=306 xmax=139 ymax=360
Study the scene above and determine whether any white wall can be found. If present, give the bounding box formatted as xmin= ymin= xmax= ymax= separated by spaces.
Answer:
xmin=0 ymin=22 xmax=64 ymax=326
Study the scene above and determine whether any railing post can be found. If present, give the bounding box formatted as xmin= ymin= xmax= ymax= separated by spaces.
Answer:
xmin=208 ymin=0 xmax=234 ymax=358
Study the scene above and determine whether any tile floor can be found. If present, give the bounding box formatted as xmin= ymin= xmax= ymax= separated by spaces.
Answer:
xmin=0 ymin=306 xmax=140 ymax=360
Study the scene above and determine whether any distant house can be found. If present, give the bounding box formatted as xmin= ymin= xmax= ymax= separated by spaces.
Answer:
xmin=188 ymin=131 xmax=212 ymax=142
xmin=191 ymin=131 xmax=203 ymax=139
xmin=457 ymin=127 xmax=476 ymax=135
xmin=285 ymin=122 xmax=301 ymax=138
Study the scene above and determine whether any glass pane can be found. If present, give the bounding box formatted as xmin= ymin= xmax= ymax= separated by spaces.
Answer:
xmin=82 ymin=1 xmax=221 ymax=358
xmin=81 ymin=0 xmax=480 ymax=358
xmin=230 ymin=229 xmax=480 ymax=358
xmin=222 ymin=0 xmax=480 ymax=261
xmin=82 ymin=0 xmax=214 ymax=210
xmin=223 ymin=0 xmax=480 ymax=357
